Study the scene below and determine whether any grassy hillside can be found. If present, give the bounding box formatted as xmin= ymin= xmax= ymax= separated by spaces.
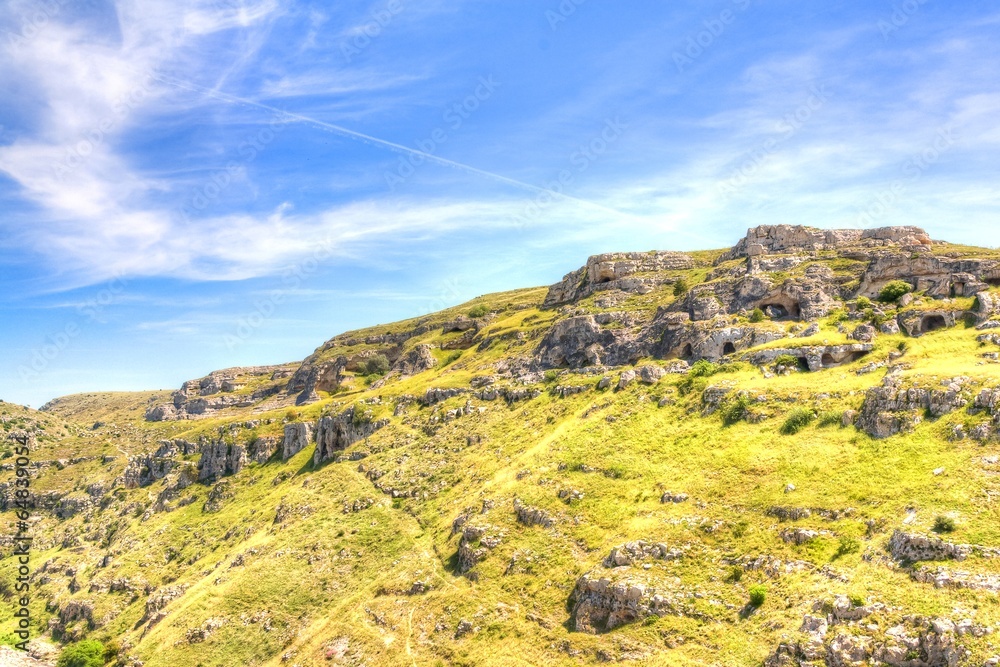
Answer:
xmin=4 ymin=229 xmax=1000 ymax=666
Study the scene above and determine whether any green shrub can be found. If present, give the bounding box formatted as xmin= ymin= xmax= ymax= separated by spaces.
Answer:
xmin=363 ymin=354 xmax=391 ymax=376
xmin=748 ymin=308 xmax=765 ymax=323
xmin=878 ymin=280 xmax=913 ymax=303
xmin=441 ymin=351 xmax=462 ymax=367
xmin=773 ymin=354 xmax=801 ymax=369
xmin=543 ymin=370 xmax=559 ymax=384
xmin=817 ymin=411 xmax=843 ymax=427
xmin=780 ymin=408 xmax=815 ymax=435
xmin=721 ymin=394 xmax=752 ymax=426
xmin=855 ymin=296 xmax=872 ymax=309
xmin=57 ymin=640 xmax=106 ymax=667
xmin=836 ymin=536 xmax=861 ymax=558
xmin=727 ymin=566 xmax=743 ymax=582
xmin=673 ymin=278 xmax=689 ymax=297
xmin=468 ymin=304 xmax=490 ymax=318
xmin=748 ymin=584 xmax=766 ymax=607
xmin=689 ymin=359 xmax=718 ymax=377
xmin=933 ymin=515 xmax=956 ymax=533
xmin=848 ymin=593 xmax=866 ymax=607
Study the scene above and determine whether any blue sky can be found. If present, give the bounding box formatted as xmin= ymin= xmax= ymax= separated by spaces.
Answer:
xmin=1 ymin=0 xmax=999 ymax=407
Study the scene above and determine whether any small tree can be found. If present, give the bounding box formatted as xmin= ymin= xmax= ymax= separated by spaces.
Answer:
xmin=856 ymin=296 xmax=872 ymax=309
xmin=673 ymin=278 xmax=689 ymax=297
xmin=933 ymin=515 xmax=956 ymax=533
xmin=468 ymin=304 xmax=490 ymax=318
xmin=878 ymin=280 xmax=913 ymax=303
xmin=748 ymin=308 xmax=765 ymax=323
xmin=363 ymin=354 xmax=391 ymax=376
xmin=57 ymin=640 xmax=106 ymax=667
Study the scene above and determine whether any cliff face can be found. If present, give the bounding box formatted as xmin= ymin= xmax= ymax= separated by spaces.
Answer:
xmin=15 ymin=225 xmax=1000 ymax=667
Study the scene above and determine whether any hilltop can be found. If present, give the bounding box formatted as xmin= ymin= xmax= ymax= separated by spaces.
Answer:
xmin=3 ymin=224 xmax=1000 ymax=667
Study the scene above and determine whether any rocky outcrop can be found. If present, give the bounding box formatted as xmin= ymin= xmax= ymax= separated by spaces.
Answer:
xmin=887 ymin=530 xmax=1000 ymax=562
xmin=602 ymin=541 xmax=684 ymax=567
xmin=766 ymin=613 xmax=966 ymax=667
xmin=898 ymin=310 xmax=960 ymax=337
xmin=750 ymin=343 xmax=873 ymax=372
xmin=197 ymin=441 xmax=248 ymax=482
xmin=544 ymin=251 xmax=695 ymax=307
xmin=313 ymin=407 xmax=389 ymax=465
xmin=857 ymin=375 xmax=969 ymax=438
xmin=569 ymin=571 xmax=683 ymax=634
xmin=718 ymin=225 xmax=933 ymax=264
xmin=535 ymin=315 xmax=616 ymax=368
xmin=287 ymin=356 xmax=348 ymax=405
xmin=145 ymin=366 xmax=287 ymax=420
xmin=391 ymin=344 xmax=438 ymax=377
xmin=282 ymin=422 xmax=312 ymax=460
xmin=456 ymin=523 xmax=504 ymax=574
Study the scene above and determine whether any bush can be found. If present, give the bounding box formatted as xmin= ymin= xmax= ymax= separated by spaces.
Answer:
xmin=878 ymin=280 xmax=913 ymax=303
xmin=689 ymin=359 xmax=718 ymax=377
xmin=836 ymin=536 xmax=861 ymax=558
xmin=57 ymin=640 xmax=106 ymax=667
xmin=748 ymin=584 xmax=766 ymax=607
xmin=773 ymin=354 xmax=802 ymax=369
xmin=673 ymin=278 xmax=689 ymax=297
xmin=855 ymin=296 xmax=872 ymax=309
xmin=933 ymin=515 xmax=956 ymax=533
xmin=780 ymin=408 xmax=815 ymax=435
xmin=721 ymin=394 xmax=752 ymax=426
xmin=748 ymin=308 xmax=765 ymax=323
xmin=543 ymin=370 xmax=559 ymax=384
xmin=363 ymin=354 xmax=391 ymax=376
xmin=817 ymin=411 xmax=843 ymax=428
xmin=468 ymin=304 xmax=490 ymax=318
xmin=848 ymin=593 xmax=866 ymax=607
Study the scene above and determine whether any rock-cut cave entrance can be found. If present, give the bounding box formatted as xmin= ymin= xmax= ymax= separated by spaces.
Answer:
xmin=760 ymin=302 xmax=801 ymax=321
xmin=921 ymin=315 xmax=948 ymax=334
xmin=723 ymin=342 xmax=737 ymax=356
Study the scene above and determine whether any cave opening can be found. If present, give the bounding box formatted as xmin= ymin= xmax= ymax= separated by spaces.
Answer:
xmin=921 ymin=315 xmax=948 ymax=333
xmin=723 ymin=342 xmax=737 ymax=356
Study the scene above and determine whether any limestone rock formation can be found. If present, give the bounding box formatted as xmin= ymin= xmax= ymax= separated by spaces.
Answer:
xmin=313 ymin=407 xmax=390 ymax=465
xmin=282 ymin=422 xmax=313 ymax=460
xmin=391 ymin=344 xmax=438 ymax=377
xmin=545 ymin=251 xmax=695 ymax=307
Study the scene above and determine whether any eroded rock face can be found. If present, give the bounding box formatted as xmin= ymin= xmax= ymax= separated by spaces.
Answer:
xmin=544 ymin=251 xmax=695 ymax=307
xmin=456 ymin=523 xmax=504 ymax=574
xmin=288 ymin=356 xmax=348 ymax=405
xmin=535 ymin=316 xmax=615 ymax=368
xmin=857 ymin=375 xmax=969 ymax=438
xmin=313 ymin=408 xmax=389 ymax=465
xmin=282 ymin=422 xmax=313 ymax=460
xmin=766 ymin=613 xmax=964 ymax=667
xmin=391 ymin=344 xmax=438 ymax=377
xmin=718 ymin=224 xmax=933 ymax=264
xmin=197 ymin=441 xmax=247 ymax=482
xmin=145 ymin=366 xmax=286 ymax=420
xmin=889 ymin=530 xmax=971 ymax=562
xmin=751 ymin=343 xmax=874 ymax=372
xmin=897 ymin=310 xmax=960 ymax=337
